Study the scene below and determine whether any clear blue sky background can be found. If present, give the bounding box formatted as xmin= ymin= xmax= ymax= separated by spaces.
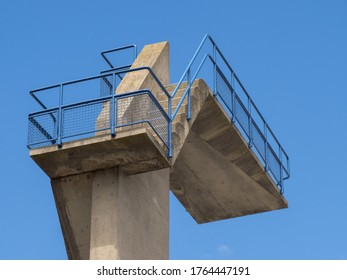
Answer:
xmin=0 ymin=0 xmax=346 ymax=260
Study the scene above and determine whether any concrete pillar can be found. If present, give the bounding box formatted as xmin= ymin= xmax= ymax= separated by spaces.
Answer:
xmin=90 ymin=167 xmax=169 ymax=260
xmin=52 ymin=167 xmax=169 ymax=260
xmin=51 ymin=174 xmax=93 ymax=260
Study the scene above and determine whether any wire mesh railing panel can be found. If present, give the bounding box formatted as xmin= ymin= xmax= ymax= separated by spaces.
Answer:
xmin=62 ymin=100 xmax=109 ymax=140
xmin=234 ymin=94 xmax=250 ymax=137
xmin=148 ymin=100 xmax=169 ymax=145
xmin=28 ymin=110 xmax=58 ymax=148
xmin=251 ymin=120 xmax=266 ymax=162
xmin=215 ymin=62 xmax=288 ymax=187
xmin=216 ymin=68 xmax=232 ymax=113
xmin=117 ymin=94 xmax=149 ymax=126
xmin=267 ymin=144 xmax=282 ymax=184
xmin=116 ymin=93 xmax=168 ymax=147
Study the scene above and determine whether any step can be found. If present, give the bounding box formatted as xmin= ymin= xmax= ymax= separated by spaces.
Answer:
xmin=151 ymin=111 xmax=188 ymax=148
xmin=164 ymin=81 xmax=189 ymax=94
xmin=156 ymin=88 xmax=187 ymax=103
xmin=156 ymin=95 xmax=188 ymax=110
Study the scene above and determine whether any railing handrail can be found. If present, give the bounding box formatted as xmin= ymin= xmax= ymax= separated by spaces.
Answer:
xmin=29 ymin=88 xmax=169 ymax=120
xmin=30 ymin=66 xmax=171 ymax=110
xmin=171 ymin=53 xmax=210 ymax=119
xmin=171 ymin=35 xmax=210 ymax=99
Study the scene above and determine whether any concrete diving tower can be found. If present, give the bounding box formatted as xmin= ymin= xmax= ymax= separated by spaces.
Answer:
xmin=28 ymin=35 xmax=290 ymax=259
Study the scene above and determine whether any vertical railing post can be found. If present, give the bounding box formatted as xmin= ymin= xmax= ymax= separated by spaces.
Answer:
xmin=57 ymin=84 xmax=63 ymax=147
xmin=287 ymin=155 xmax=290 ymax=179
xmin=133 ymin=45 xmax=137 ymax=60
xmin=213 ymin=44 xmax=217 ymax=96
xmin=248 ymin=97 xmax=253 ymax=148
xmin=110 ymin=73 xmax=116 ymax=137
xmin=231 ymin=72 xmax=235 ymax=123
xmin=279 ymin=147 xmax=284 ymax=194
xmin=264 ymin=123 xmax=268 ymax=171
xmin=187 ymin=69 xmax=191 ymax=120
xmin=168 ymin=95 xmax=172 ymax=158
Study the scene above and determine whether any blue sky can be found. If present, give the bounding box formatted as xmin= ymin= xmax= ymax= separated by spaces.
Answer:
xmin=0 ymin=0 xmax=346 ymax=259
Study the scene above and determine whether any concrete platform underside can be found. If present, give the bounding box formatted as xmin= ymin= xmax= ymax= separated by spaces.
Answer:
xmin=170 ymin=91 xmax=287 ymax=224
xmin=30 ymin=127 xmax=170 ymax=179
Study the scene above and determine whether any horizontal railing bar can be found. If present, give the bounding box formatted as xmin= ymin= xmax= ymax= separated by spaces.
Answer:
xmin=101 ymin=44 xmax=137 ymax=69
xmin=100 ymin=65 xmax=132 ymax=74
xmin=29 ymin=107 xmax=59 ymax=117
xmin=30 ymin=66 xmax=167 ymax=94
xmin=101 ymin=44 xmax=137 ymax=55
xmin=30 ymin=67 xmax=170 ymax=101
xmin=30 ymin=84 xmax=60 ymax=94
xmin=30 ymin=74 xmax=113 ymax=95
xmin=62 ymin=73 xmax=113 ymax=86
xmin=30 ymin=89 xmax=170 ymax=122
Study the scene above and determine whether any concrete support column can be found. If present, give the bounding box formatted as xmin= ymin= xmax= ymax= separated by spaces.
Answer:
xmin=52 ymin=167 xmax=169 ymax=260
xmin=90 ymin=167 xmax=169 ymax=260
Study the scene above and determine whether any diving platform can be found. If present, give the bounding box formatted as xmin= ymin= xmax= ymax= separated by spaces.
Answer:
xmin=28 ymin=35 xmax=290 ymax=259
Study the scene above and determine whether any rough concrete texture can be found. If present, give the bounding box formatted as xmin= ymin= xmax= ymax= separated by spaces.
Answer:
xmin=52 ymin=167 xmax=169 ymax=260
xmin=117 ymin=41 xmax=169 ymax=95
xmin=30 ymin=129 xmax=170 ymax=179
xmin=90 ymin=167 xmax=169 ymax=260
xmin=51 ymin=173 xmax=92 ymax=259
xmin=169 ymin=81 xmax=288 ymax=223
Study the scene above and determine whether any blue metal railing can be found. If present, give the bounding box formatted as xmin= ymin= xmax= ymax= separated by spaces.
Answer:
xmin=170 ymin=34 xmax=290 ymax=192
xmin=27 ymin=35 xmax=290 ymax=192
xmin=28 ymin=88 xmax=170 ymax=150
xmin=101 ymin=44 xmax=137 ymax=70
xmin=28 ymin=67 xmax=171 ymax=151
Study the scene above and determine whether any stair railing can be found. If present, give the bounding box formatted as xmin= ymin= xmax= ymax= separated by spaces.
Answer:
xmin=171 ymin=34 xmax=290 ymax=192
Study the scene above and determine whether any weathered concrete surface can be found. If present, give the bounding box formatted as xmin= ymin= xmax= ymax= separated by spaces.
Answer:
xmin=90 ymin=167 xmax=169 ymax=259
xmin=117 ymin=41 xmax=169 ymax=95
xmin=51 ymin=174 xmax=92 ymax=259
xmin=170 ymin=81 xmax=288 ymax=223
xmin=51 ymin=167 xmax=169 ymax=260
xmin=30 ymin=128 xmax=169 ymax=179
